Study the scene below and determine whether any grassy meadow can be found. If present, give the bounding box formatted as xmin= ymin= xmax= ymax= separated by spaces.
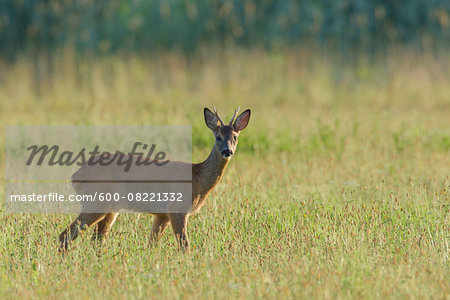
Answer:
xmin=0 ymin=48 xmax=449 ymax=299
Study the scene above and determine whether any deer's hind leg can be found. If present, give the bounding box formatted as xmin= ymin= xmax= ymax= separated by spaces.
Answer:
xmin=59 ymin=213 xmax=106 ymax=251
xmin=150 ymin=215 xmax=170 ymax=243
xmin=92 ymin=213 xmax=119 ymax=242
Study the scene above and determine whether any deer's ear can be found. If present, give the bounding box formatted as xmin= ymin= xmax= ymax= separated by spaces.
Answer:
xmin=233 ymin=109 xmax=251 ymax=132
xmin=204 ymin=108 xmax=220 ymax=131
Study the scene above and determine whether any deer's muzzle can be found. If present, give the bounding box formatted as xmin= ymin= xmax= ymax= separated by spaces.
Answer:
xmin=221 ymin=149 xmax=233 ymax=158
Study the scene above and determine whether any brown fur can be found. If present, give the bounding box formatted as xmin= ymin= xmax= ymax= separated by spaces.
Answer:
xmin=59 ymin=108 xmax=250 ymax=253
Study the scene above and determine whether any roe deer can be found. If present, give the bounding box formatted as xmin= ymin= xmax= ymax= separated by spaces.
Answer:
xmin=59 ymin=107 xmax=251 ymax=253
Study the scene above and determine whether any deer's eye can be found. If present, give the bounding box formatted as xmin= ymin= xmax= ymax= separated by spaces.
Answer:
xmin=233 ymin=136 xmax=237 ymax=141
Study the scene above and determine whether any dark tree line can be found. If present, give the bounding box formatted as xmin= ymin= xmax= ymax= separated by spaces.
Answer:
xmin=1 ymin=0 xmax=448 ymax=59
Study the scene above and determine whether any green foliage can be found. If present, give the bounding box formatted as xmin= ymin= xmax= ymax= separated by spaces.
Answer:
xmin=1 ymin=0 xmax=449 ymax=59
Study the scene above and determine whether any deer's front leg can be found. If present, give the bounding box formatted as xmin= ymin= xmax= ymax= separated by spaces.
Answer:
xmin=92 ymin=212 xmax=119 ymax=242
xmin=170 ymin=213 xmax=190 ymax=253
xmin=150 ymin=215 xmax=170 ymax=243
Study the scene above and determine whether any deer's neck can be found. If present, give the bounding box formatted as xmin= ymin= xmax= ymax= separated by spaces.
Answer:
xmin=194 ymin=147 xmax=230 ymax=196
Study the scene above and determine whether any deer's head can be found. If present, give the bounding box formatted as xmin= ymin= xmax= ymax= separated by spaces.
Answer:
xmin=204 ymin=107 xmax=251 ymax=160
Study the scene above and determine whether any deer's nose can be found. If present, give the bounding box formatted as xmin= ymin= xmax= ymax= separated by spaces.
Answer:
xmin=221 ymin=149 xmax=233 ymax=157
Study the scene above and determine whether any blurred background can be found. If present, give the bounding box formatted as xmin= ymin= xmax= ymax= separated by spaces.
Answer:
xmin=1 ymin=0 xmax=449 ymax=58
xmin=1 ymin=0 xmax=449 ymax=94
xmin=0 ymin=0 xmax=448 ymax=159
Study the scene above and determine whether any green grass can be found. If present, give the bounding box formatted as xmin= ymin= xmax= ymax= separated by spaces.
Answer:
xmin=0 ymin=48 xmax=449 ymax=299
